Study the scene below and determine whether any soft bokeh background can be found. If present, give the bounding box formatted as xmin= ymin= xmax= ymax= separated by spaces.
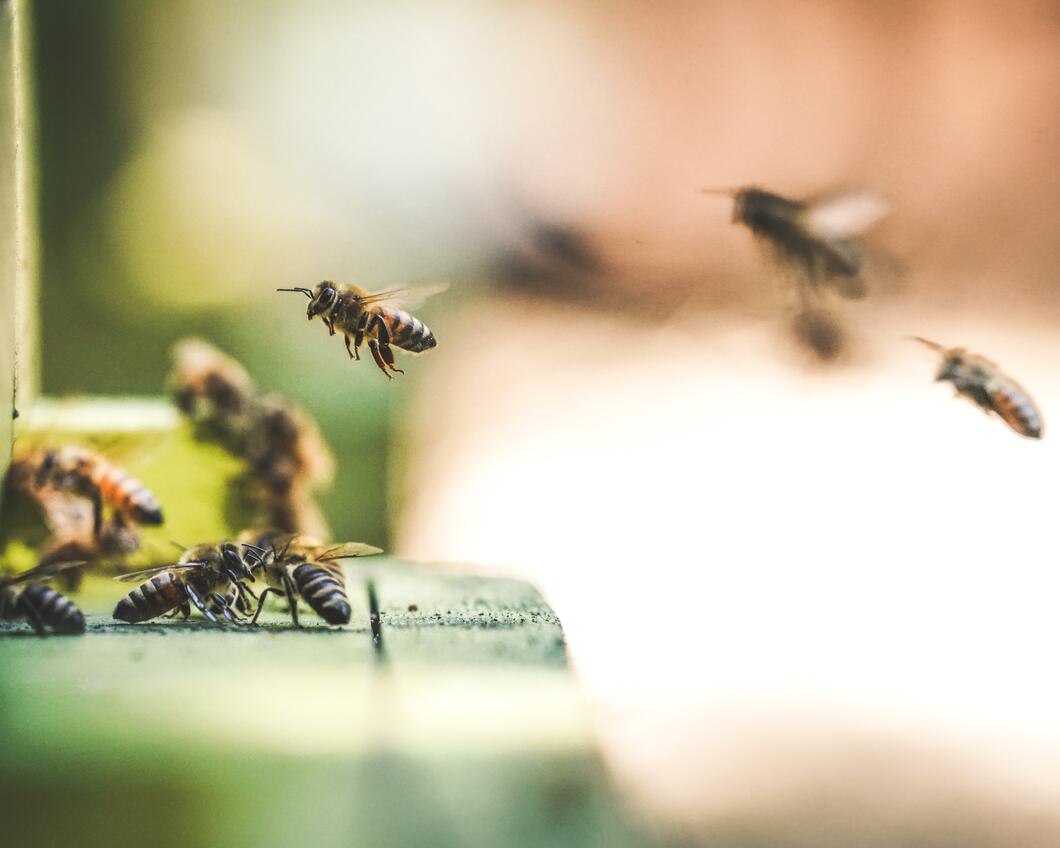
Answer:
xmin=30 ymin=1 xmax=1060 ymax=845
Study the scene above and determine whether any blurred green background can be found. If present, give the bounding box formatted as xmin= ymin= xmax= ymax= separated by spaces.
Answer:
xmin=31 ymin=0 xmax=490 ymax=549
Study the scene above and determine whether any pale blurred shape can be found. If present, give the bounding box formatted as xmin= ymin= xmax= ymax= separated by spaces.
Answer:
xmin=398 ymin=299 xmax=1060 ymax=841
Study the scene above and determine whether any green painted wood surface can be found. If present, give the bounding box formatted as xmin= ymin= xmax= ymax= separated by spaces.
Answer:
xmin=0 ymin=560 xmax=646 ymax=848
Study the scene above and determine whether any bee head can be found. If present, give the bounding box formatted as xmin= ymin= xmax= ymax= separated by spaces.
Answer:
xmin=731 ymin=187 xmax=801 ymax=231
xmin=34 ymin=451 xmax=57 ymax=487
xmin=936 ymin=353 xmax=965 ymax=383
xmin=220 ymin=543 xmax=254 ymax=583
xmin=277 ymin=282 xmax=338 ymax=321
xmin=306 ymin=282 xmax=339 ymax=321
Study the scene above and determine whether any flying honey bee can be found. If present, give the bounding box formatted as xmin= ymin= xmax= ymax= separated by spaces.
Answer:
xmin=277 ymin=282 xmax=447 ymax=379
xmin=239 ymin=530 xmax=382 ymax=626
xmin=913 ymin=337 xmax=1043 ymax=439
xmin=112 ymin=542 xmax=257 ymax=625
xmin=704 ymin=186 xmax=888 ymax=299
xmin=9 ymin=446 xmax=164 ymax=539
xmin=0 ymin=561 xmax=86 ymax=636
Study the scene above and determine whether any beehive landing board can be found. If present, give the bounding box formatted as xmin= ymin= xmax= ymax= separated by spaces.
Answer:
xmin=0 ymin=558 xmax=649 ymax=848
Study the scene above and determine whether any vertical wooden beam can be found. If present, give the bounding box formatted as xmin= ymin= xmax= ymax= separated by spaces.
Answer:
xmin=0 ymin=0 xmax=33 ymax=493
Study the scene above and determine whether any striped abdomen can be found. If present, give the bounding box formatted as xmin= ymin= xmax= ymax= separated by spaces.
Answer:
xmin=376 ymin=306 xmax=437 ymax=353
xmin=18 ymin=584 xmax=85 ymax=634
xmin=114 ymin=572 xmax=187 ymax=622
xmin=293 ymin=563 xmax=351 ymax=625
xmin=989 ymin=379 xmax=1043 ymax=439
xmin=91 ymin=461 xmax=164 ymax=525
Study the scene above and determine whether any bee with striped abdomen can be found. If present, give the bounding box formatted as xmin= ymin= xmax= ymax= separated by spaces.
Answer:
xmin=11 ymin=446 xmax=164 ymax=539
xmin=913 ymin=337 xmax=1043 ymax=439
xmin=113 ymin=542 xmax=256 ymax=625
xmin=277 ymin=282 xmax=446 ymax=379
xmin=704 ymin=186 xmax=888 ymax=299
xmin=0 ymin=561 xmax=86 ymax=636
xmin=240 ymin=530 xmax=381 ymax=626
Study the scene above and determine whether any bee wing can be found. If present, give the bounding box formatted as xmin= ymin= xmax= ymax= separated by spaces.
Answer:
xmin=315 ymin=542 xmax=384 ymax=561
xmin=802 ymin=192 xmax=889 ymax=239
xmin=356 ymin=282 xmax=450 ymax=309
xmin=113 ymin=562 xmax=203 ymax=582
xmin=0 ymin=560 xmax=88 ymax=588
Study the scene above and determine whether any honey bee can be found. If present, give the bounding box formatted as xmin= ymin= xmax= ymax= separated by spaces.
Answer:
xmin=0 ymin=561 xmax=86 ymax=636
xmin=168 ymin=339 xmax=334 ymax=537
xmin=277 ymin=282 xmax=446 ymax=379
xmin=239 ymin=530 xmax=382 ymax=626
xmin=704 ymin=186 xmax=888 ymax=299
xmin=913 ymin=337 xmax=1043 ymax=439
xmin=168 ymin=339 xmax=256 ymax=452
xmin=244 ymin=395 xmax=334 ymax=536
xmin=113 ymin=542 xmax=257 ymax=625
xmin=9 ymin=446 xmax=164 ymax=539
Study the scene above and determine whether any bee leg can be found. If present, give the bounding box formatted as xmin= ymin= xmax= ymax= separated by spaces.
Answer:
xmin=282 ymin=574 xmax=301 ymax=627
xmin=250 ymin=587 xmax=282 ymax=624
xmin=91 ymin=489 xmax=104 ymax=540
xmin=20 ymin=602 xmax=48 ymax=637
xmin=210 ymin=593 xmax=240 ymax=624
xmin=179 ymin=603 xmax=191 ymax=620
xmin=367 ymin=341 xmax=392 ymax=380
xmin=344 ymin=335 xmax=360 ymax=361
xmin=184 ymin=584 xmax=220 ymax=624
xmin=373 ymin=317 xmax=403 ymax=375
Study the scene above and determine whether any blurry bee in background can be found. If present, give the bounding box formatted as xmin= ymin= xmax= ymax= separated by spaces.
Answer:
xmin=168 ymin=338 xmax=256 ymax=453
xmin=0 ymin=561 xmax=86 ymax=636
xmin=244 ymin=395 xmax=334 ymax=536
xmin=8 ymin=446 xmax=164 ymax=539
xmin=240 ymin=530 xmax=381 ymax=626
xmin=113 ymin=542 xmax=257 ymax=625
xmin=912 ymin=337 xmax=1043 ymax=439
xmin=705 ymin=186 xmax=889 ymax=299
xmin=277 ymin=281 xmax=447 ymax=379
xmin=168 ymin=340 xmax=334 ymax=538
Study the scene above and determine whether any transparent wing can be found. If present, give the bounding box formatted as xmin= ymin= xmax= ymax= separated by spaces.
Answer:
xmin=356 ymin=282 xmax=450 ymax=308
xmin=803 ymin=192 xmax=889 ymax=239
xmin=0 ymin=560 xmax=88 ymax=588
xmin=114 ymin=562 xmax=203 ymax=582
xmin=315 ymin=542 xmax=384 ymax=561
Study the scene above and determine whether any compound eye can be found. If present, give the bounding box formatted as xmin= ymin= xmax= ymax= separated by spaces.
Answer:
xmin=322 ymin=287 xmax=337 ymax=307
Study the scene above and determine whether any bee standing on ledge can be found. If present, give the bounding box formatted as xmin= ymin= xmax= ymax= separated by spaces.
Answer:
xmin=112 ymin=543 xmax=257 ymax=625
xmin=0 ymin=562 xmax=86 ymax=636
xmin=912 ymin=337 xmax=1043 ymax=440
xmin=240 ymin=530 xmax=381 ymax=626
xmin=277 ymin=282 xmax=446 ymax=379
xmin=9 ymin=446 xmax=164 ymax=539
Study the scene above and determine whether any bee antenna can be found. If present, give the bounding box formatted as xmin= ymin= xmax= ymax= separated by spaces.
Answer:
xmin=699 ymin=187 xmax=737 ymax=197
xmin=909 ymin=336 xmax=946 ymax=352
xmin=277 ymin=287 xmax=313 ymax=299
xmin=170 ymin=540 xmax=187 ymax=552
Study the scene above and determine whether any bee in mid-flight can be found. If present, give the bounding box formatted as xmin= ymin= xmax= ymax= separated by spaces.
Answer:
xmin=913 ymin=337 xmax=1043 ymax=439
xmin=704 ymin=186 xmax=888 ymax=299
xmin=240 ymin=530 xmax=382 ymax=626
xmin=112 ymin=542 xmax=257 ymax=625
xmin=0 ymin=562 xmax=86 ymax=636
xmin=10 ymin=446 xmax=164 ymax=539
xmin=277 ymin=282 xmax=445 ymax=379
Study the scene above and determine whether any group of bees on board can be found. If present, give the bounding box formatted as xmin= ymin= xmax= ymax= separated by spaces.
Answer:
xmin=1 ymin=189 xmax=1044 ymax=633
